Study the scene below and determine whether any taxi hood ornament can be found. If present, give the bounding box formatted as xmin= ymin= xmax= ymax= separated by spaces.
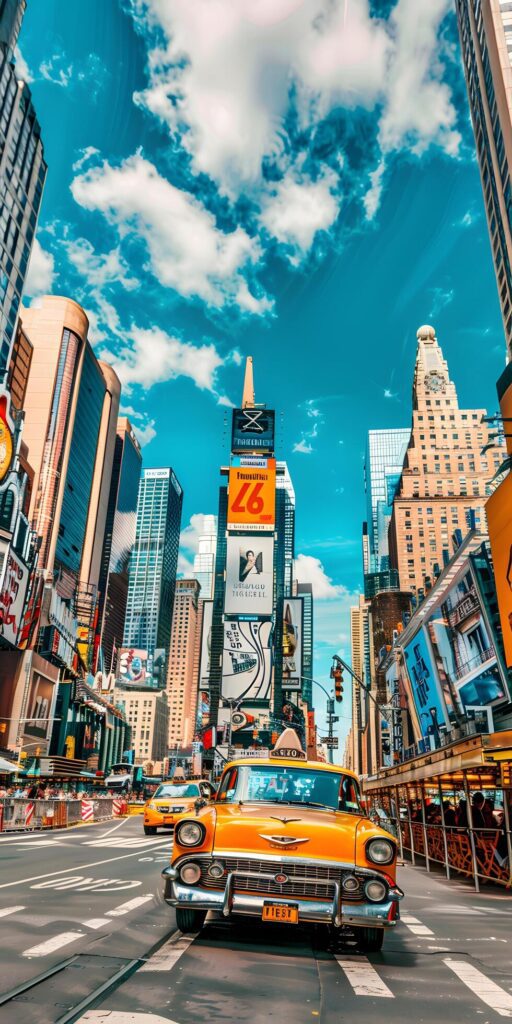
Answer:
xmin=259 ymin=834 xmax=310 ymax=846
xmin=270 ymin=816 xmax=302 ymax=824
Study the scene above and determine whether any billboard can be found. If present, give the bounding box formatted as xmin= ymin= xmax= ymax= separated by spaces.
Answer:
xmin=403 ymin=628 xmax=449 ymax=741
xmin=118 ymin=647 xmax=147 ymax=684
xmin=199 ymin=600 xmax=213 ymax=688
xmin=227 ymin=458 xmax=275 ymax=532
xmin=487 ymin=473 xmax=512 ymax=668
xmin=426 ymin=566 xmax=509 ymax=709
xmin=232 ymin=408 xmax=275 ymax=453
xmin=282 ymin=597 xmax=303 ymax=690
xmin=224 ymin=535 xmax=274 ymax=616
xmin=221 ymin=619 xmax=273 ymax=700
xmin=0 ymin=549 xmax=29 ymax=647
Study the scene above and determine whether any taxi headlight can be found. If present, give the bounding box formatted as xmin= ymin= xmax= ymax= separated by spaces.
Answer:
xmin=366 ymin=838 xmax=395 ymax=865
xmin=175 ymin=820 xmax=205 ymax=847
xmin=342 ymin=874 xmax=360 ymax=893
xmin=148 ymin=802 xmax=157 ymax=810
xmin=208 ymin=860 xmax=225 ymax=879
xmin=179 ymin=862 xmax=201 ymax=885
xmin=364 ymin=878 xmax=388 ymax=902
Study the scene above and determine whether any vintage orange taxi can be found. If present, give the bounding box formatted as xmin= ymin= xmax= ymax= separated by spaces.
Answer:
xmin=144 ymin=779 xmax=213 ymax=835
xmin=161 ymin=731 xmax=403 ymax=951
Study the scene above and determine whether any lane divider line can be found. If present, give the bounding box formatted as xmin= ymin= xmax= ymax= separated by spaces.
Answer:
xmin=107 ymin=895 xmax=154 ymax=917
xmin=0 ymin=905 xmax=24 ymax=918
xmin=22 ymin=931 xmax=84 ymax=958
xmin=335 ymin=956 xmax=394 ymax=998
xmin=139 ymin=930 xmax=198 ymax=972
xmin=444 ymin=959 xmax=512 ymax=1018
xmin=82 ymin=918 xmax=111 ymax=930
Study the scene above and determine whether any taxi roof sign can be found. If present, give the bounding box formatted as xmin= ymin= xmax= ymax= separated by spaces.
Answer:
xmin=270 ymin=728 xmax=307 ymax=761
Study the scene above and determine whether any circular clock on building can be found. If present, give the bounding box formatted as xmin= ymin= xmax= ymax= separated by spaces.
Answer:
xmin=425 ymin=371 xmax=446 ymax=393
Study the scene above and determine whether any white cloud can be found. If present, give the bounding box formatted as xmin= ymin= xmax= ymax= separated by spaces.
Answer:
xmin=100 ymin=324 xmax=224 ymax=393
xmin=260 ymin=167 xmax=339 ymax=259
xmin=64 ymin=237 xmax=138 ymax=291
xmin=119 ymin=404 xmax=156 ymax=447
xmin=24 ymin=237 xmax=55 ymax=296
xmin=178 ymin=512 xmax=212 ymax=575
xmin=14 ymin=48 xmax=33 ymax=83
xmin=363 ymin=161 xmax=385 ymax=221
xmin=39 ymin=53 xmax=73 ymax=88
xmin=294 ymin=553 xmax=343 ymax=599
xmin=293 ymin=439 xmax=313 ymax=454
xmin=72 ymin=146 xmax=101 ymax=173
xmin=71 ymin=154 xmax=271 ymax=313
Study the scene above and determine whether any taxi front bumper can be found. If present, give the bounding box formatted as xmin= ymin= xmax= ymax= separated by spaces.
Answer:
xmin=162 ymin=865 xmax=403 ymax=929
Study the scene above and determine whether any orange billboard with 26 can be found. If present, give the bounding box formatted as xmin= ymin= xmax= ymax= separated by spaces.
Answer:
xmin=487 ymin=473 xmax=512 ymax=668
xmin=227 ymin=458 xmax=275 ymax=531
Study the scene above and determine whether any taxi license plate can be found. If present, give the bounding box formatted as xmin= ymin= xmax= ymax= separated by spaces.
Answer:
xmin=262 ymin=903 xmax=298 ymax=924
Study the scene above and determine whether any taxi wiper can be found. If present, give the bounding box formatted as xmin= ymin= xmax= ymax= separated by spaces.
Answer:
xmin=280 ymin=799 xmax=330 ymax=809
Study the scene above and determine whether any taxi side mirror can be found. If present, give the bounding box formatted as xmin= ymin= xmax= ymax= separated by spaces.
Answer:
xmin=194 ymin=797 xmax=207 ymax=814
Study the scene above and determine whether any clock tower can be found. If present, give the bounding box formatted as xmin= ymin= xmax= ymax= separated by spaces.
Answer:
xmin=388 ymin=325 xmax=501 ymax=600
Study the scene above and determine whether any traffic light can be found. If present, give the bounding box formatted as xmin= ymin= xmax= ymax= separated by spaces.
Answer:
xmin=333 ymin=667 xmax=344 ymax=703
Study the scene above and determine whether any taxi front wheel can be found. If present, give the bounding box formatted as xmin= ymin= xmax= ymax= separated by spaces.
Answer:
xmin=176 ymin=908 xmax=207 ymax=934
xmin=144 ymin=825 xmax=157 ymax=835
xmin=355 ymin=926 xmax=384 ymax=953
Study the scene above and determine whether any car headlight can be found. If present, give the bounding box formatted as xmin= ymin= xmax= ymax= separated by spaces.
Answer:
xmin=179 ymin=862 xmax=201 ymax=884
xmin=366 ymin=838 xmax=395 ymax=865
xmin=148 ymin=802 xmax=157 ymax=810
xmin=208 ymin=860 xmax=225 ymax=879
xmin=365 ymin=878 xmax=388 ymax=902
xmin=175 ymin=820 xmax=206 ymax=847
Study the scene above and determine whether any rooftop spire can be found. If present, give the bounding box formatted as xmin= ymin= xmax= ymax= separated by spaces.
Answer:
xmin=242 ymin=356 xmax=255 ymax=408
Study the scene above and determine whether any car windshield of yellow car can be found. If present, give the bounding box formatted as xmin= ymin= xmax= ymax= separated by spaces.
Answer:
xmin=218 ymin=765 xmax=361 ymax=812
xmin=153 ymin=784 xmax=200 ymax=798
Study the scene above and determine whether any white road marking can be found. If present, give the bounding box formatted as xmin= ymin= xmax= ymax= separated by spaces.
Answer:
xmin=400 ymin=914 xmax=434 ymax=936
xmin=79 ymin=1012 xmax=179 ymax=1023
xmin=32 ymin=876 xmax=142 ymax=893
xmin=0 ymin=905 xmax=24 ymax=918
xmin=0 ymin=846 xmax=171 ymax=890
xmin=83 ymin=918 xmax=111 ymax=930
xmin=97 ymin=817 xmax=131 ymax=838
xmin=444 ymin=959 xmax=512 ymax=1017
xmin=336 ymin=956 xmax=394 ymax=998
xmin=107 ymin=895 xmax=153 ymax=917
xmin=15 ymin=840 xmax=62 ymax=848
xmin=139 ymin=930 xmax=198 ymax=972
xmin=22 ymin=930 xmax=84 ymax=958
xmin=83 ymin=837 xmax=171 ymax=850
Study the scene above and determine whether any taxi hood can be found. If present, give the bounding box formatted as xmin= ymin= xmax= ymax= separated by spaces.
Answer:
xmin=212 ymin=802 xmax=364 ymax=862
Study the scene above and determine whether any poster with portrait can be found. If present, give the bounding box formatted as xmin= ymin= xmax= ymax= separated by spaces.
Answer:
xmin=221 ymin=619 xmax=273 ymax=700
xmin=118 ymin=647 xmax=147 ymax=684
xmin=199 ymin=600 xmax=213 ymax=688
xmin=282 ymin=597 xmax=303 ymax=690
xmin=24 ymin=669 xmax=58 ymax=741
xmin=224 ymin=535 xmax=274 ymax=616
xmin=403 ymin=628 xmax=449 ymax=741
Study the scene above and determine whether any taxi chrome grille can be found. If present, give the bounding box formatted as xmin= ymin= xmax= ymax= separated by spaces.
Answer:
xmin=198 ymin=858 xmax=366 ymax=902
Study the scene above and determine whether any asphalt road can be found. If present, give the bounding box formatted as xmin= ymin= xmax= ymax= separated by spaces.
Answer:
xmin=1 ymin=815 xmax=512 ymax=1023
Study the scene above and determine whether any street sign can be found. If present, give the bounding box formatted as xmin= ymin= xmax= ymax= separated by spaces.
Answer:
xmin=325 ymin=738 xmax=339 ymax=749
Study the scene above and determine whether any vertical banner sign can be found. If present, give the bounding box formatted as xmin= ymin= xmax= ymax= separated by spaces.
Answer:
xmin=282 ymin=597 xmax=303 ymax=690
xmin=487 ymin=473 xmax=512 ymax=670
xmin=199 ymin=600 xmax=213 ymax=688
xmin=222 ymin=620 xmax=273 ymax=700
xmin=227 ymin=458 xmax=276 ymax=532
xmin=224 ymin=535 xmax=274 ymax=616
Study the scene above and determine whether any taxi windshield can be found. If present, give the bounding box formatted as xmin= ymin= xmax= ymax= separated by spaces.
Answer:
xmin=154 ymin=784 xmax=200 ymax=798
xmin=217 ymin=765 xmax=361 ymax=813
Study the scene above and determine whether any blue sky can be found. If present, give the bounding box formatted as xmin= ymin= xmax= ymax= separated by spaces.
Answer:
xmin=18 ymin=1 xmax=505 ymax=749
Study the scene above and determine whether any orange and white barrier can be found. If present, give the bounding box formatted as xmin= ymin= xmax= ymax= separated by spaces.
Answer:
xmin=112 ymin=798 xmax=127 ymax=817
xmin=81 ymin=799 xmax=94 ymax=822
xmin=24 ymin=802 xmax=34 ymax=827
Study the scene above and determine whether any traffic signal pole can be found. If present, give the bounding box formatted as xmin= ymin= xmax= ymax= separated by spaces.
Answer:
xmin=331 ymin=655 xmax=392 ymax=723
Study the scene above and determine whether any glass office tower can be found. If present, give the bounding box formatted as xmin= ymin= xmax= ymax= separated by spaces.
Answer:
xmin=124 ymin=467 xmax=184 ymax=687
xmin=365 ymin=428 xmax=410 ymax=572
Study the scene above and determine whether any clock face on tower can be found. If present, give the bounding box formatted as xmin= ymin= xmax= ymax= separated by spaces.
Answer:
xmin=425 ymin=371 xmax=446 ymax=393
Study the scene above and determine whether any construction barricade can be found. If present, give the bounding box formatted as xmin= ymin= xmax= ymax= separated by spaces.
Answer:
xmin=0 ymin=797 xmax=118 ymax=832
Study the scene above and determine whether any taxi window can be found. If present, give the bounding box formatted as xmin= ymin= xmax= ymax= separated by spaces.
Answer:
xmin=153 ymin=784 xmax=200 ymax=798
xmin=216 ymin=765 xmax=362 ymax=812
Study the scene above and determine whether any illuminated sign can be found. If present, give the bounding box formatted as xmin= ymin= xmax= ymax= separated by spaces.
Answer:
xmin=227 ymin=458 xmax=275 ymax=532
xmin=118 ymin=647 xmax=148 ymax=684
xmin=232 ymin=408 xmax=275 ymax=453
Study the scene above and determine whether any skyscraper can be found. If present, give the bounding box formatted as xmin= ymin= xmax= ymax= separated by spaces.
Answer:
xmin=349 ymin=596 xmax=370 ymax=776
xmin=123 ymin=467 xmax=183 ymax=687
xmin=455 ymin=0 xmax=512 ymax=355
xmin=388 ymin=325 xmax=500 ymax=599
xmin=0 ymin=10 xmax=46 ymax=373
xmin=365 ymin=428 xmax=410 ymax=572
xmin=21 ymin=298 xmax=121 ymax=591
xmin=277 ymin=461 xmax=296 ymax=595
xmin=192 ymin=515 xmax=217 ymax=600
xmin=297 ymin=581 xmax=313 ymax=707
xmin=167 ymin=578 xmax=201 ymax=750
xmin=98 ymin=417 xmax=142 ymax=672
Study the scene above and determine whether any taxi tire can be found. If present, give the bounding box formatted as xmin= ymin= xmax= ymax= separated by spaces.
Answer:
xmin=355 ymin=926 xmax=384 ymax=953
xmin=144 ymin=825 xmax=157 ymax=835
xmin=176 ymin=908 xmax=207 ymax=934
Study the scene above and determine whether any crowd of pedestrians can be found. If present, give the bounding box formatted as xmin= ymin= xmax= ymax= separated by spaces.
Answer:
xmin=409 ymin=791 xmax=509 ymax=871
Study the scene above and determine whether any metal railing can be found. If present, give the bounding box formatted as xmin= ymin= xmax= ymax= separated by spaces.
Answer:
xmin=0 ymin=797 xmax=118 ymax=832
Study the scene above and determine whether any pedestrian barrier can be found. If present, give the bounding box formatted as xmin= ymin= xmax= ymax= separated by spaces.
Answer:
xmin=0 ymin=797 xmax=123 ymax=832
xmin=112 ymin=798 xmax=127 ymax=816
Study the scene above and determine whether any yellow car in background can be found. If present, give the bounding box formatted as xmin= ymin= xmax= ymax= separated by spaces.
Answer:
xmin=144 ymin=780 xmax=213 ymax=835
xmin=162 ymin=731 xmax=404 ymax=951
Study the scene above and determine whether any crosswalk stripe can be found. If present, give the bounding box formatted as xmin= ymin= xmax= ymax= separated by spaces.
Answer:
xmin=83 ymin=918 xmax=111 ymax=929
xmin=83 ymin=837 xmax=172 ymax=849
xmin=139 ymin=931 xmax=198 ymax=972
xmin=336 ymin=956 xmax=394 ymax=998
xmin=444 ymin=959 xmax=512 ymax=1017
xmin=401 ymin=914 xmax=434 ymax=936
xmin=22 ymin=931 xmax=84 ymax=957
xmin=107 ymin=895 xmax=153 ymax=917
xmin=0 ymin=905 xmax=24 ymax=918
